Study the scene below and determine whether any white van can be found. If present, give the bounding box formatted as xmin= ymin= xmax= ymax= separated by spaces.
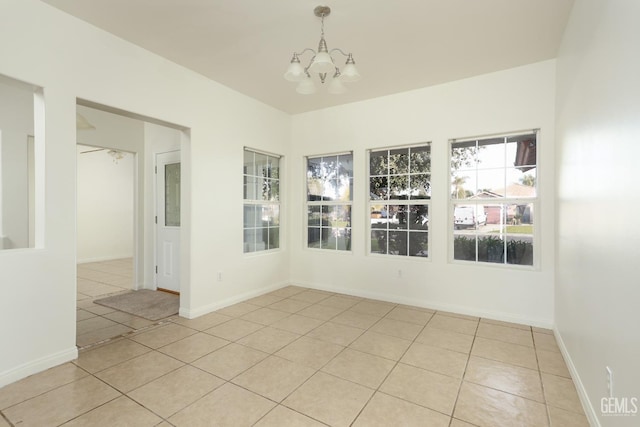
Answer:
xmin=454 ymin=206 xmax=487 ymax=229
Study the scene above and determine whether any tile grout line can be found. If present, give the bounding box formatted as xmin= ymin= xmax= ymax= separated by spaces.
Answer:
xmin=242 ymin=298 xmax=564 ymax=421
xmin=0 ymin=409 xmax=14 ymax=427
xmin=285 ymin=302 xmax=403 ymax=426
xmin=86 ymin=338 xmax=206 ymax=425
xmin=348 ymin=303 xmax=422 ymax=426
xmin=54 ymin=385 xmax=123 ymax=427
xmin=448 ymin=320 xmax=482 ymax=427
xmin=0 ymin=363 xmax=94 ymax=415
xmin=11 ymin=283 xmax=574 ymax=426
xmin=465 ymin=325 xmax=556 ymax=403
xmin=225 ymin=291 xmax=344 ymax=426
xmin=347 ymin=308 xmax=480 ymax=424
xmin=238 ymin=297 xmax=392 ymax=425
xmin=532 ymin=325 xmax=554 ymax=427
xmin=248 ymin=300 xmax=484 ymax=424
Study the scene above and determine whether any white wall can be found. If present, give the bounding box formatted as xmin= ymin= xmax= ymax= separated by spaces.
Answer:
xmin=290 ymin=60 xmax=557 ymax=326
xmin=0 ymin=0 xmax=290 ymax=387
xmin=0 ymin=76 xmax=33 ymax=249
xmin=555 ymin=1 xmax=640 ymax=425
xmin=75 ymin=106 xmax=146 ymax=272
xmin=75 ymin=105 xmax=144 ymax=264
xmin=76 ymin=145 xmax=134 ymax=263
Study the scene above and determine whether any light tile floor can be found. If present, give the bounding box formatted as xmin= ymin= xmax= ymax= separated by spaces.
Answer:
xmin=76 ymin=259 xmax=163 ymax=348
xmin=0 ymin=286 xmax=591 ymax=426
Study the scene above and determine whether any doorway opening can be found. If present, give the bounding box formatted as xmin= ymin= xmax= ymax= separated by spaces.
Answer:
xmin=75 ymin=101 xmax=189 ymax=348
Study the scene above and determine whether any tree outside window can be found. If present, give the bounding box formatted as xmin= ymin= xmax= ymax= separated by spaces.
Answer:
xmin=306 ymin=153 xmax=353 ymax=251
xmin=369 ymin=144 xmax=431 ymax=258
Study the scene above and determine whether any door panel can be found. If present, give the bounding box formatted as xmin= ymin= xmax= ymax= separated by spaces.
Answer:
xmin=162 ymin=241 xmax=174 ymax=276
xmin=156 ymin=151 xmax=180 ymax=292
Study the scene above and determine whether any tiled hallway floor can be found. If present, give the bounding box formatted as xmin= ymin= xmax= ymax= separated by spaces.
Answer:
xmin=1 ymin=286 xmax=590 ymax=426
xmin=76 ymin=259 xmax=162 ymax=348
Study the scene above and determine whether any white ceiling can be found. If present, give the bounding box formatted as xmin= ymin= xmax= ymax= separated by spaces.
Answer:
xmin=41 ymin=0 xmax=574 ymax=114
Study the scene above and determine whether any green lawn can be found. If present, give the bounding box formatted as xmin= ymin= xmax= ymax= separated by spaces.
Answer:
xmin=330 ymin=220 xmax=349 ymax=228
xmin=489 ymin=225 xmax=533 ymax=234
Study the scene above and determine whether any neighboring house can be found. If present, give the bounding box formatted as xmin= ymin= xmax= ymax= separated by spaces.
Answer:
xmin=471 ymin=185 xmax=535 ymax=224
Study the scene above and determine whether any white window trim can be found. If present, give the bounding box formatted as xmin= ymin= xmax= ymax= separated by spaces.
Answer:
xmin=304 ymin=151 xmax=353 ymax=252
xmin=448 ymin=130 xmax=540 ymax=269
xmin=366 ymin=143 xmax=431 ymax=260
xmin=243 ymin=147 xmax=282 ymax=255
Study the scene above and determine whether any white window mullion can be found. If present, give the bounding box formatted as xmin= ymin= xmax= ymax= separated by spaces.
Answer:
xmin=243 ymin=148 xmax=281 ymax=254
xmin=368 ymin=144 xmax=431 ymax=258
xmin=450 ymin=131 xmax=538 ymax=267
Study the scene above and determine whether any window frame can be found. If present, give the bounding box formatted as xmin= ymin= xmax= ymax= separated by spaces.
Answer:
xmin=367 ymin=142 xmax=432 ymax=259
xmin=242 ymin=147 xmax=282 ymax=254
xmin=305 ymin=151 xmax=353 ymax=252
xmin=448 ymin=130 xmax=540 ymax=269
xmin=0 ymin=74 xmax=44 ymax=251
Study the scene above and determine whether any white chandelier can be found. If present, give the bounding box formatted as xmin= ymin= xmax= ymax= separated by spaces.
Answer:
xmin=284 ymin=5 xmax=361 ymax=95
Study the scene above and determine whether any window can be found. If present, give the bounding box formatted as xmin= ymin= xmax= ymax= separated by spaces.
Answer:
xmin=0 ymin=74 xmax=42 ymax=250
xmin=369 ymin=144 xmax=431 ymax=257
xmin=243 ymin=148 xmax=280 ymax=253
xmin=450 ymin=131 xmax=538 ymax=266
xmin=306 ymin=153 xmax=353 ymax=251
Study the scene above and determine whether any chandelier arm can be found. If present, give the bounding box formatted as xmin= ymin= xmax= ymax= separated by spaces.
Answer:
xmin=293 ymin=48 xmax=317 ymax=57
xmin=329 ymin=48 xmax=351 ymax=58
xmin=303 ymin=55 xmax=318 ymax=74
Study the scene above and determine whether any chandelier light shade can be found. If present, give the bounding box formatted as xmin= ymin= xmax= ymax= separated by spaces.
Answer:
xmin=296 ymin=74 xmax=317 ymax=95
xmin=284 ymin=5 xmax=360 ymax=95
xmin=340 ymin=54 xmax=361 ymax=82
xmin=327 ymin=71 xmax=347 ymax=94
xmin=284 ymin=54 xmax=304 ymax=82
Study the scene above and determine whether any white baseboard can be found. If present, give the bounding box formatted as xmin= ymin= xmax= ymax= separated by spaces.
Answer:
xmin=554 ymin=328 xmax=601 ymax=427
xmin=178 ymin=281 xmax=289 ymax=319
xmin=179 ymin=279 xmax=553 ymax=328
xmin=0 ymin=346 xmax=78 ymax=388
xmin=77 ymin=255 xmax=133 ymax=264
xmin=293 ymin=280 xmax=554 ymax=329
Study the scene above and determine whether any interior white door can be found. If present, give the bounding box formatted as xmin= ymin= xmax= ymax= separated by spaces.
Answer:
xmin=156 ymin=151 xmax=181 ymax=293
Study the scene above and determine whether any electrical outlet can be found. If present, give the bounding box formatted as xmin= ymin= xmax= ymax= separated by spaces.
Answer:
xmin=606 ymin=366 xmax=613 ymax=398
xmin=217 ymin=271 xmax=223 ymax=282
